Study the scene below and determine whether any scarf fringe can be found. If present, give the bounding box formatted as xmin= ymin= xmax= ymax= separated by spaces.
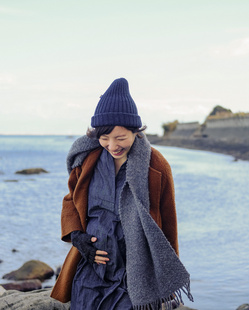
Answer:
xmin=133 ymin=281 xmax=194 ymax=310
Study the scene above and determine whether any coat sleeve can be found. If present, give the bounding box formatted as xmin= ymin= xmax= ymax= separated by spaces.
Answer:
xmin=61 ymin=167 xmax=84 ymax=242
xmin=160 ymin=160 xmax=179 ymax=256
xmin=150 ymin=148 xmax=179 ymax=256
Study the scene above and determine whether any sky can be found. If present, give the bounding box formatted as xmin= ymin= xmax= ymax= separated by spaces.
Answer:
xmin=1 ymin=0 xmax=249 ymax=135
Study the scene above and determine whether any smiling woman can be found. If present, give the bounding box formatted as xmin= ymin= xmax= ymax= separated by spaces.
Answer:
xmin=87 ymin=126 xmax=145 ymax=175
xmin=51 ymin=77 xmax=193 ymax=310
xmin=98 ymin=126 xmax=137 ymax=174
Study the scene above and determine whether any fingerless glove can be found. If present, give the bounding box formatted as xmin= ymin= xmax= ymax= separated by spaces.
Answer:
xmin=71 ymin=231 xmax=96 ymax=264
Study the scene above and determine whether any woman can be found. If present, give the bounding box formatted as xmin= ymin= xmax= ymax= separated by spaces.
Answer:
xmin=51 ymin=78 xmax=193 ymax=310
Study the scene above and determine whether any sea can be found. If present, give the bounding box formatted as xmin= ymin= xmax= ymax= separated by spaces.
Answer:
xmin=0 ymin=135 xmax=248 ymax=310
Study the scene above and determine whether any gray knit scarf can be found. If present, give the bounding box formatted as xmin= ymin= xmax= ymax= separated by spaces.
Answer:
xmin=67 ymin=134 xmax=193 ymax=310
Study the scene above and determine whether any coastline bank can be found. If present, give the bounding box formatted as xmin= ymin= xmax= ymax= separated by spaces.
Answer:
xmin=147 ymin=134 xmax=249 ymax=161
xmin=148 ymin=114 xmax=249 ymax=161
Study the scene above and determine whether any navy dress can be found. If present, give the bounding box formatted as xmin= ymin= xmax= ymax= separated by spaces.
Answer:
xmin=71 ymin=150 xmax=133 ymax=310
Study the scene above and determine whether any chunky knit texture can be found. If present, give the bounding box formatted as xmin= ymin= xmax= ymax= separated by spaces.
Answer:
xmin=91 ymin=78 xmax=142 ymax=128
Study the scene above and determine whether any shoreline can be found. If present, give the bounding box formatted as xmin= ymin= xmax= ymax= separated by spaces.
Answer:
xmin=147 ymin=135 xmax=249 ymax=162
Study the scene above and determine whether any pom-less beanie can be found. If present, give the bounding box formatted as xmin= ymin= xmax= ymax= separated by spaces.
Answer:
xmin=91 ymin=78 xmax=142 ymax=128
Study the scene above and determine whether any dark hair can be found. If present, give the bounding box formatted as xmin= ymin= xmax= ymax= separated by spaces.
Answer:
xmin=87 ymin=125 xmax=147 ymax=139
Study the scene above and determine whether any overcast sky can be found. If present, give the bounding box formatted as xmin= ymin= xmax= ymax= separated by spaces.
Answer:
xmin=1 ymin=0 xmax=249 ymax=135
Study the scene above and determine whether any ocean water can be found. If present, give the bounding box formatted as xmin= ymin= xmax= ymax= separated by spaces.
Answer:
xmin=0 ymin=135 xmax=248 ymax=310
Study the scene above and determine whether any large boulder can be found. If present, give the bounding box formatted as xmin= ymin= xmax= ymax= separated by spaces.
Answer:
xmin=15 ymin=168 xmax=48 ymax=175
xmin=1 ymin=279 xmax=42 ymax=292
xmin=3 ymin=260 xmax=54 ymax=281
xmin=0 ymin=286 xmax=5 ymax=297
xmin=0 ymin=288 xmax=70 ymax=310
xmin=237 ymin=305 xmax=249 ymax=310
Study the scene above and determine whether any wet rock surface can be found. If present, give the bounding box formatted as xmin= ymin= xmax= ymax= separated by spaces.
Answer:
xmin=3 ymin=260 xmax=54 ymax=282
xmin=1 ymin=279 xmax=42 ymax=292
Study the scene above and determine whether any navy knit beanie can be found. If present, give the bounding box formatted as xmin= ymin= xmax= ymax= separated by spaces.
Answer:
xmin=91 ymin=78 xmax=142 ymax=128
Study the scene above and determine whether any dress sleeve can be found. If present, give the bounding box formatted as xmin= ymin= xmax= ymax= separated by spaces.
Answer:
xmin=61 ymin=167 xmax=84 ymax=242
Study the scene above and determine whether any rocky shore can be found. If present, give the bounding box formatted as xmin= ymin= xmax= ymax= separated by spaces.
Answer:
xmin=0 ymin=288 xmax=70 ymax=310
xmin=0 ymin=260 xmax=248 ymax=309
xmin=0 ymin=286 xmax=248 ymax=310
xmin=0 ymin=260 xmax=55 ymax=292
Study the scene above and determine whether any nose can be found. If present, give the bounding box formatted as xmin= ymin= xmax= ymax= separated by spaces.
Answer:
xmin=108 ymin=140 xmax=118 ymax=151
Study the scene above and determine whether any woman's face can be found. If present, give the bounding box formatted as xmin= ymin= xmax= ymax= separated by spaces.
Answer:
xmin=99 ymin=126 xmax=137 ymax=162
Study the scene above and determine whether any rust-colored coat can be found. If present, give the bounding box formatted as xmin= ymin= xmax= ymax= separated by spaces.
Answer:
xmin=51 ymin=146 xmax=178 ymax=303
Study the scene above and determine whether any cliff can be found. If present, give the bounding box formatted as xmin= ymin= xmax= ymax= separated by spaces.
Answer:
xmin=148 ymin=107 xmax=249 ymax=161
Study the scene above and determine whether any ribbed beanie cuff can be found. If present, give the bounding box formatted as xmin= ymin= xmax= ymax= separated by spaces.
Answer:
xmin=91 ymin=78 xmax=142 ymax=128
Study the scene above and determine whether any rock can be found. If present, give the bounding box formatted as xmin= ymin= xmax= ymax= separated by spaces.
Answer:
xmin=4 ymin=179 xmax=19 ymax=182
xmin=0 ymin=286 xmax=6 ymax=297
xmin=3 ymin=260 xmax=54 ymax=282
xmin=237 ymin=305 xmax=249 ymax=310
xmin=12 ymin=248 xmax=19 ymax=253
xmin=1 ymin=279 xmax=42 ymax=292
xmin=0 ymin=288 xmax=70 ymax=310
xmin=0 ymin=259 xmax=3 ymax=264
xmin=15 ymin=168 xmax=49 ymax=175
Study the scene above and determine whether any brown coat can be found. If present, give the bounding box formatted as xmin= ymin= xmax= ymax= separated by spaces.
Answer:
xmin=51 ymin=146 xmax=178 ymax=303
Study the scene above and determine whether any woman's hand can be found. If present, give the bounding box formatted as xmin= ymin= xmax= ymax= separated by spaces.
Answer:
xmin=91 ymin=237 xmax=109 ymax=265
xmin=71 ymin=231 xmax=97 ymax=264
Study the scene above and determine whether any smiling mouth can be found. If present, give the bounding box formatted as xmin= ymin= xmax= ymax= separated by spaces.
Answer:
xmin=110 ymin=149 xmax=125 ymax=156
